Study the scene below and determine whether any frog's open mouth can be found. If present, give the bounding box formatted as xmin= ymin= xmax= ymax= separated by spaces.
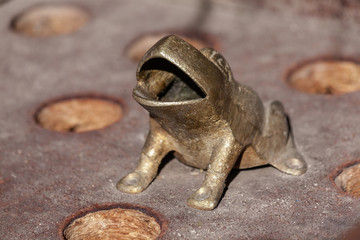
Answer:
xmin=134 ymin=58 xmax=206 ymax=104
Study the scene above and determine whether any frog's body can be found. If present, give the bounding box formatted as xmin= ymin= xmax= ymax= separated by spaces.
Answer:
xmin=117 ymin=35 xmax=307 ymax=210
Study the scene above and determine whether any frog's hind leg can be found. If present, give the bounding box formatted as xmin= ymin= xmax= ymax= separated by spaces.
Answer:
xmin=255 ymin=101 xmax=307 ymax=176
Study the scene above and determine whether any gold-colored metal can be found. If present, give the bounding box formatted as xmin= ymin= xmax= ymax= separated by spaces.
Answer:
xmin=117 ymin=35 xmax=307 ymax=210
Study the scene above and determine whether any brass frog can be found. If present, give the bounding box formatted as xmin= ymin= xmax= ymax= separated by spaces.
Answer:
xmin=117 ymin=35 xmax=307 ymax=210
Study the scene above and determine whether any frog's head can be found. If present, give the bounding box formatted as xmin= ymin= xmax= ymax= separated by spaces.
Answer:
xmin=132 ymin=35 xmax=234 ymax=132
xmin=135 ymin=36 xmax=232 ymax=105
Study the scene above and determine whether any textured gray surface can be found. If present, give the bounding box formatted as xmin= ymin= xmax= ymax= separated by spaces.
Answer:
xmin=0 ymin=0 xmax=360 ymax=239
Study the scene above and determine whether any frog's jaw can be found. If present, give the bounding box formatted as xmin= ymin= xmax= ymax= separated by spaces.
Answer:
xmin=132 ymin=35 xmax=229 ymax=131
xmin=133 ymin=57 xmax=207 ymax=107
xmin=132 ymin=56 xmax=220 ymax=135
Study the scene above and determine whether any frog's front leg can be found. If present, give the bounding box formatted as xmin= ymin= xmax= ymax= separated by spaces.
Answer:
xmin=117 ymin=120 xmax=171 ymax=194
xmin=187 ymin=139 xmax=243 ymax=210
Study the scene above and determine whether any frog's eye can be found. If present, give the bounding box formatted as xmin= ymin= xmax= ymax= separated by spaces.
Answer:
xmin=137 ymin=58 xmax=206 ymax=102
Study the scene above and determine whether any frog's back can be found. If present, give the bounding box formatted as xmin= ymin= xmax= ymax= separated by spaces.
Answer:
xmin=222 ymin=82 xmax=265 ymax=144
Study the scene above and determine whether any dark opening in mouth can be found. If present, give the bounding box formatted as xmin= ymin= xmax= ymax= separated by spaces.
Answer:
xmin=137 ymin=58 xmax=206 ymax=102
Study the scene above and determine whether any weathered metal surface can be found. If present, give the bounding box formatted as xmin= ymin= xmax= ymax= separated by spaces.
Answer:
xmin=117 ymin=35 xmax=306 ymax=210
xmin=0 ymin=0 xmax=360 ymax=239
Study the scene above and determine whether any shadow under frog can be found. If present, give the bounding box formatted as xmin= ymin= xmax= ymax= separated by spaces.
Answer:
xmin=117 ymin=35 xmax=307 ymax=210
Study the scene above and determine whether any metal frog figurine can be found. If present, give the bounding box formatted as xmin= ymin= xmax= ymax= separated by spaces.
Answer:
xmin=117 ymin=35 xmax=307 ymax=210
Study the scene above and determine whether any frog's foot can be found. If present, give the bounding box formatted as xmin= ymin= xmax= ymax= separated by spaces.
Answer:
xmin=187 ymin=184 xmax=225 ymax=210
xmin=271 ymin=148 xmax=307 ymax=176
xmin=116 ymin=171 xmax=151 ymax=194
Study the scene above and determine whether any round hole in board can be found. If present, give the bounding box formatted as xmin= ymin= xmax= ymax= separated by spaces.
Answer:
xmin=61 ymin=203 xmax=167 ymax=240
xmin=335 ymin=163 xmax=360 ymax=197
xmin=35 ymin=96 xmax=123 ymax=133
xmin=286 ymin=58 xmax=360 ymax=95
xmin=11 ymin=4 xmax=90 ymax=37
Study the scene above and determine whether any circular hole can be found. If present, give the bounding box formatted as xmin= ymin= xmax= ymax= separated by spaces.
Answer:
xmin=126 ymin=31 xmax=219 ymax=62
xmin=11 ymin=4 xmax=90 ymax=37
xmin=0 ymin=0 xmax=10 ymax=6
xmin=286 ymin=58 xmax=360 ymax=95
xmin=62 ymin=204 xmax=166 ymax=240
xmin=35 ymin=97 xmax=123 ymax=133
xmin=335 ymin=163 xmax=360 ymax=197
